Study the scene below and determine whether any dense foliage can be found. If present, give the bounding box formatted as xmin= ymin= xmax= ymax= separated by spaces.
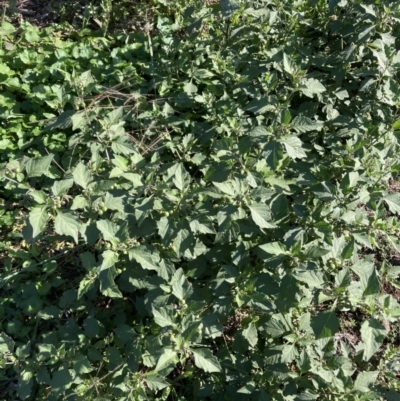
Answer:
xmin=1 ymin=0 xmax=400 ymax=400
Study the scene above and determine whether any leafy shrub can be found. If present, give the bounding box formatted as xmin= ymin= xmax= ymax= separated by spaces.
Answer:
xmin=1 ymin=0 xmax=400 ymax=400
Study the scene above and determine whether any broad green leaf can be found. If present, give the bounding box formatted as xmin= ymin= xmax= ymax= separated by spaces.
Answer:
xmin=129 ymin=246 xmax=160 ymax=271
xmin=351 ymin=260 xmax=380 ymax=296
xmin=17 ymin=369 xmax=33 ymax=400
xmin=384 ymin=193 xmax=400 ymax=214
xmin=52 ymin=179 xmax=73 ymax=197
xmin=171 ymin=270 xmax=193 ymax=301
xmin=145 ymin=374 xmax=169 ymax=391
xmin=192 ymin=348 xmax=221 ymax=373
xmin=360 ymin=319 xmax=386 ymax=361
xmin=258 ymin=241 xmax=287 ymax=255
xmin=354 ymin=371 xmax=379 ymax=392
xmin=96 ymin=219 xmax=119 ymax=244
xmin=155 ymin=348 xmax=178 ymax=372
xmin=292 ymin=270 xmax=326 ymax=289
xmin=25 ymin=154 xmax=53 ymax=177
xmin=51 ymin=369 xmax=73 ymax=395
xmin=311 ymin=311 xmax=339 ymax=338
xmin=28 ymin=206 xmax=48 ymax=238
xmin=0 ymin=332 xmax=15 ymax=353
xmin=54 ymin=212 xmax=80 ymax=244
xmin=279 ymin=136 xmax=307 ymax=159
xmin=243 ymin=322 xmax=258 ymax=347
xmin=73 ymin=354 xmax=95 ymax=374
xmin=152 ymin=306 xmax=176 ymax=328
xmin=283 ymin=53 xmax=295 ymax=75
xmin=98 ymin=250 xmax=122 ymax=298
xmin=246 ymin=98 xmax=274 ymax=114
xmin=299 ymin=78 xmax=326 ymax=98
xmin=173 ymin=163 xmax=191 ymax=191
xmin=290 ymin=116 xmax=323 ymax=133
xmin=72 ymin=162 xmax=92 ymax=189
xmin=220 ymin=0 xmax=240 ymax=18
xmin=249 ymin=203 xmax=276 ymax=229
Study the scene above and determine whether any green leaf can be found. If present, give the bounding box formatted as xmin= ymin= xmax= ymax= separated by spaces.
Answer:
xmin=173 ymin=163 xmax=191 ymax=191
xmin=351 ymin=260 xmax=380 ymax=296
xmin=51 ymin=369 xmax=73 ymax=395
xmin=72 ymin=162 xmax=93 ymax=189
xmin=292 ymin=270 xmax=326 ymax=289
xmin=28 ymin=206 xmax=48 ymax=238
xmin=98 ymin=250 xmax=122 ymax=298
xmin=299 ymin=78 xmax=326 ymax=98
xmin=279 ymin=136 xmax=307 ymax=159
xmin=17 ymin=369 xmax=33 ymax=400
xmin=246 ymin=98 xmax=274 ymax=114
xmin=0 ymin=332 xmax=15 ymax=353
xmin=152 ymin=306 xmax=176 ymax=328
xmin=220 ymin=0 xmax=240 ymax=18
xmin=54 ymin=212 xmax=80 ymax=244
xmin=384 ymin=193 xmax=400 ymax=214
xmin=171 ymin=269 xmax=193 ymax=301
xmin=129 ymin=245 xmax=160 ymax=271
xmin=52 ymin=179 xmax=74 ymax=197
xmin=258 ymin=241 xmax=287 ymax=256
xmin=311 ymin=311 xmax=339 ymax=338
xmin=360 ymin=319 xmax=386 ymax=361
xmin=25 ymin=154 xmax=53 ymax=177
xmin=243 ymin=322 xmax=258 ymax=347
xmin=290 ymin=116 xmax=323 ymax=133
xmin=249 ymin=203 xmax=276 ymax=229
xmin=192 ymin=348 xmax=221 ymax=373
xmin=145 ymin=373 xmax=169 ymax=391
xmin=73 ymin=354 xmax=95 ymax=374
xmin=96 ymin=219 xmax=119 ymax=244
xmin=155 ymin=348 xmax=178 ymax=372
xmin=354 ymin=371 xmax=379 ymax=392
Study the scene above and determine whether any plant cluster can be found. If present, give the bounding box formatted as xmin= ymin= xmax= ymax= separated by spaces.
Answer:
xmin=1 ymin=0 xmax=400 ymax=400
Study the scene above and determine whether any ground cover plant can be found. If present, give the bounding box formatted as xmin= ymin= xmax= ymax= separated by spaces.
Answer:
xmin=1 ymin=0 xmax=400 ymax=399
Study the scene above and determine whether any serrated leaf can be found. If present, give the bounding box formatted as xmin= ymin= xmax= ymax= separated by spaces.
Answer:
xmin=246 ymin=98 xmax=274 ymax=114
xmin=172 ymin=271 xmax=193 ymax=301
xmin=152 ymin=306 xmax=176 ymax=328
xmin=145 ymin=374 xmax=169 ymax=391
xmin=354 ymin=371 xmax=379 ymax=392
xmin=292 ymin=270 xmax=326 ymax=289
xmin=72 ymin=162 xmax=92 ymax=189
xmin=243 ymin=322 xmax=258 ymax=347
xmin=258 ymin=241 xmax=287 ymax=255
xmin=52 ymin=179 xmax=74 ymax=197
xmin=0 ymin=332 xmax=15 ymax=353
xmin=129 ymin=246 xmax=160 ymax=271
xmin=300 ymin=78 xmax=326 ymax=98
xmin=311 ymin=311 xmax=339 ymax=338
xmin=360 ymin=319 xmax=386 ymax=361
xmin=192 ymin=348 xmax=221 ymax=373
xmin=249 ymin=203 xmax=276 ymax=229
xmin=155 ymin=348 xmax=178 ymax=372
xmin=173 ymin=163 xmax=191 ymax=191
xmin=54 ymin=212 xmax=80 ymax=244
xmin=290 ymin=116 xmax=323 ymax=133
xmin=351 ymin=260 xmax=380 ymax=296
xmin=51 ymin=369 xmax=73 ymax=395
xmin=96 ymin=219 xmax=118 ymax=244
xmin=279 ymin=136 xmax=307 ymax=159
xmin=25 ymin=154 xmax=53 ymax=177
xmin=384 ymin=193 xmax=400 ymax=214
xmin=28 ymin=206 xmax=48 ymax=238
xmin=98 ymin=250 xmax=122 ymax=298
